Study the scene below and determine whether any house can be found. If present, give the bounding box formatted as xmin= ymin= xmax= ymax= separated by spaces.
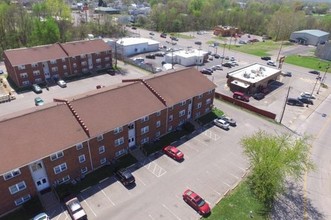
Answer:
xmin=0 ymin=67 xmax=216 ymax=216
xmin=290 ymin=29 xmax=329 ymax=46
xmin=115 ymin=37 xmax=159 ymax=57
xmin=3 ymin=39 xmax=112 ymax=88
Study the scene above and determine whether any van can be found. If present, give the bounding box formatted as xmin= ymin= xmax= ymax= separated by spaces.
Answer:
xmin=233 ymin=91 xmax=249 ymax=102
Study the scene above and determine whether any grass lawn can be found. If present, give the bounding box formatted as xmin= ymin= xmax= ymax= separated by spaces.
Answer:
xmin=173 ymin=33 xmax=195 ymax=39
xmin=285 ymin=55 xmax=331 ymax=72
xmin=205 ymin=181 xmax=268 ymax=220
xmin=196 ymin=108 xmax=224 ymax=125
xmin=227 ymin=41 xmax=287 ymax=57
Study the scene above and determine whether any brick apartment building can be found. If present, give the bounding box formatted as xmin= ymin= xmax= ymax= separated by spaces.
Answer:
xmin=0 ymin=68 xmax=216 ymax=216
xmin=3 ymin=39 xmax=112 ymax=88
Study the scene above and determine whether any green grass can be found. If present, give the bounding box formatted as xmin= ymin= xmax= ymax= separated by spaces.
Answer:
xmin=196 ymin=108 xmax=224 ymax=125
xmin=0 ymin=197 xmax=43 ymax=220
xmin=205 ymin=181 xmax=267 ymax=220
xmin=227 ymin=40 xmax=286 ymax=57
xmin=172 ymin=33 xmax=195 ymax=39
xmin=284 ymin=55 xmax=331 ymax=72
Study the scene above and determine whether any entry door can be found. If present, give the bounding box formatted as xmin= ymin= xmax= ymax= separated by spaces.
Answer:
xmin=29 ymin=161 xmax=50 ymax=191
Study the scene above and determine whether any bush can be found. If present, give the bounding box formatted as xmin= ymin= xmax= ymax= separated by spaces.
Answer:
xmin=182 ymin=122 xmax=195 ymax=133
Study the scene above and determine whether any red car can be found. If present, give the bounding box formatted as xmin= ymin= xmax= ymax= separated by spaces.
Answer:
xmin=183 ymin=189 xmax=211 ymax=216
xmin=163 ymin=146 xmax=184 ymax=161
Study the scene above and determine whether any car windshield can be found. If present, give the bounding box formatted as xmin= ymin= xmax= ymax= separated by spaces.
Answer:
xmin=197 ymin=198 xmax=206 ymax=207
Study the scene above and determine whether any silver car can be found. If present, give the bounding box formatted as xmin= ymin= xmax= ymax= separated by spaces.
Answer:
xmin=57 ymin=79 xmax=67 ymax=88
xmin=219 ymin=115 xmax=236 ymax=126
xmin=213 ymin=119 xmax=230 ymax=130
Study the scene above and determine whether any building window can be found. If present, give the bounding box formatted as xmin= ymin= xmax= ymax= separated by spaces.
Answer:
xmin=141 ymin=126 xmax=149 ymax=135
xmin=197 ymin=102 xmax=202 ymax=109
xmin=57 ymin=175 xmax=70 ymax=185
xmin=169 ymin=115 xmax=173 ymax=122
xmin=20 ymin=73 xmax=28 ymax=78
xmin=115 ymin=137 xmax=124 ymax=146
xmin=14 ymin=194 xmax=31 ymax=206
xmin=169 ymin=106 xmax=174 ymax=111
xmin=63 ymin=65 xmax=67 ymax=70
xmin=155 ymin=131 xmax=161 ymax=137
xmin=81 ymin=167 xmax=88 ymax=174
xmin=50 ymin=151 xmax=64 ymax=161
xmin=156 ymin=120 xmax=161 ymax=128
xmin=99 ymin=145 xmax=105 ymax=154
xmin=33 ymin=70 xmax=40 ymax=76
xmin=198 ymin=94 xmax=203 ymax=99
xmin=205 ymin=107 xmax=210 ymax=113
xmin=141 ymin=137 xmax=149 ymax=145
xmin=32 ymin=63 xmax=38 ymax=68
xmin=80 ymin=54 xmax=86 ymax=59
xmin=100 ymin=158 xmax=107 ymax=165
xmin=18 ymin=65 xmax=26 ymax=70
xmin=22 ymin=81 xmax=30 ymax=86
xmin=50 ymin=60 xmax=56 ymax=64
xmin=105 ymin=57 xmax=110 ymax=61
xmin=195 ymin=112 xmax=201 ymax=118
xmin=168 ymin=126 xmax=173 ymax=132
xmin=3 ymin=169 xmax=21 ymax=181
xmin=97 ymin=134 xmax=103 ymax=141
xmin=115 ymin=149 xmax=126 ymax=157
xmin=78 ymin=154 xmax=86 ymax=163
xmin=114 ymin=126 xmax=123 ymax=134
xmin=141 ymin=116 xmax=149 ymax=122
xmin=96 ymin=58 xmax=101 ymax=63
xmin=9 ymin=181 xmax=26 ymax=194
xmin=51 ymin=67 xmax=58 ymax=72
xmin=179 ymin=110 xmax=186 ymax=117
xmin=128 ymin=123 xmax=134 ymax=130
xmin=64 ymin=72 xmax=69 ymax=76
xmin=76 ymin=143 xmax=83 ymax=150
xmin=73 ymin=63 xmax=77 ymax=68
xmin=208 ymin=90 xmax=213 ymax=95
xmin=181 ymin=100 xmax=186 ymax=106
xmin=34 ymin=78 xmax=42 ymax=83
xmin=156 ymin=111 xmax=161 ymax=116
xmin=206 ymin=98 xmax=212 ymax=105
xmin=54 ymin=163 xmax=67 ymax=174
xmin=81 ymin=61 xmax=87 ymax=66
xmin=62 ymin=58 xmax=66 ymax=62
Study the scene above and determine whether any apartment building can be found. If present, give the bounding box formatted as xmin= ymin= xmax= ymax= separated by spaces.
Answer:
xmin=0 ymin=68 xmax=216 ymax=216
xmin=3 ymin=39 xmax=112 ymax=88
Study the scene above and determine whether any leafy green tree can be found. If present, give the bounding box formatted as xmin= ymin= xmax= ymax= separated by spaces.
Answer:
xmin=241 ymin=130 xmax=314 ymax=209
xmin=30 ymin=18 xmax=60 ymax=45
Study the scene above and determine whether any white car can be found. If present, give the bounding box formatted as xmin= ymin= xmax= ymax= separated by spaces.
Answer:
xmin=267 ymin=61 xmax=276 ymax=66
xmin=33 ymin=213 xmax=49 ymax=220
xmin=57 ymin=79 xmax=67 ymax=88
xmin=300 ymin=92 xmax=315 ymax=99
xmin=66 ymin=197 xmax=87 ymax=220
xmin=213 ymin=119 xmax=230 ymax=130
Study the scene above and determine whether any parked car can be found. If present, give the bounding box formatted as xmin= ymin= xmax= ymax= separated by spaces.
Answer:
xmin=160 ymin=33 xmax=167 ymax=38
xmin=145 ymin=54 xmax=156 ymax=59
xmin=183 ymin=189 xmax=211 ymax=216
xmin=267 ymin=61 xmax=276 ymax=66
xmin=214 ymin=65 xmax=223 ymax=70
xmin=248 ymin=39 xmax=259 ymax=43
xmin=261 ymin=56 xmax=271 ymax=61
xmin=114 ymin=168 xmax=135 ymax=186
xmin=300 ymin=92 xmax=315 ymax=99
xmin=230 ymin=56 xmax=235 ymax=61
xmin=208 ymin=56 xmax=213 ymax=61
xmin=230 ymin=61 xmax=238 ymax=66
xmin=213 ymin=118 xmax=230 ymax=130
xmin=214 ymin=54 xmax=220 ymax=59
xmin=200 ymin=69 xmax=212 ymax=75
xmin=57 ymin=79 xmax=67 ymax=88
xmin=298 ymin=97 xmax=314 ymax=105
xmin=194 ymin=41 xmax=202 ymax=45
xmin=170 ymin=36 xmax=178 ymax=41
xmin=233 ymin=91 xmax=249 ymax=102
xmin=309 ymin=70 xmax=320 ymax=75
xmin=131 ymin=26 xmax=137 ymax=30
xmin=224 ymin=56 xmax=229 ymax=60
xmin=163 ymin=146 xmax=184 ymax=161
xmin=65 ymin=197 xmax=87 ymax=220
xmin=222 ymin=62 xmax=232 ymax=68
xmin=0 ymin=69 xmax=3 ymax=74
xmin=33 ymin=213 xmax=49 ymax=220
xmin=34 ymin=97 xmax=44 ymax=106
xmin=32 ymin=84 xmax=42 ymax=94
xmin=149 ymin=32 xmax=155 ymax=36
xmin=154 ymin=52 xmax=165 ymax=57
xmin=253 ymin=92 xmax=265 ymax=100
xmin=287 ymin=98 xmax=304 ymax=106
xmin=219 ymin=115 xmax=236 ymax=126
xmin=283 ymin=71 xmax=292 ymax=77
xmin=238 ymin=40 xmax=247 ymax=44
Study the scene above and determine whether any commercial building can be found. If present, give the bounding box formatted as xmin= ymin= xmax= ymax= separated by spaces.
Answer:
xmin=3 ymin=39 xmax=112 ymax=88
xmin=227 ymin=63 xmax=281 ymax=94
xmin=213 ymin=25 xmax=240 ymax=37
xmin=115 ymin=37 xmax=159 ymax=57
xmin=290 ymin=29 xmax=329 ymax=46
xmin=315 ymin=42 xmax=331 ymax=61
xmin=0 ymin=68 xmax=216 ymax=216
xmin=164 ymin=49 xmax=207 ymax=67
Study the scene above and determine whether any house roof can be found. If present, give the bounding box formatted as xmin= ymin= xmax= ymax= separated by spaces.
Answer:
xmin=3 ymin=43 xmax=67 ymax=66
xmin=0 ymin=104 xmax=88 ymax=175
xmin=146 ymin=68 xmax=217 ymax=106
xmin=293 ymin=29 xmax=329 ymax=37
xmin=61 ymin=39 xmax=111 ymax=57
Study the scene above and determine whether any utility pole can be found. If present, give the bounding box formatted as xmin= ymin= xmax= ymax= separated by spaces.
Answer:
xmin=317 ymin=65 xmax=330 ymax=94
xmin=279 ymin=86 xmax=291 ymax=124
xmin=276 ymin=41 xmax=284 ymax=62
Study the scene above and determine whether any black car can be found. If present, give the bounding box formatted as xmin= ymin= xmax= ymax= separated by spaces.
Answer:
xmin=160 ymin=33 xmax=167 ymax=38
xmin=200 ymin=69 xmax=212 ymax=75
xmin=309 ymin=70 xmax=320 ymax=75
xmin=222 ymin=62 xmax=232 ymax=68
xmin=214 ymin=54 xmax=220 ymax=59
xmin=261 ymin=56 xmax=271 ymax=61
xmin=131 ymin=26 xmax=137 ymax=30
xmin=114 ymin=168 xmax=135 ymax=186
xmin=298 ymin=97 xmax=313 ymax=105
xmin=194 ymin=41 xmax=202 ymax=45
xmin=145 ymin=54 xmax=155 ymax=59
xmin=154 ymin=52 xmax=165 ymax=57
xmin=253 ymin=93 xmax=265 ymax=100
xmin=287 ymin=98 xmax=304 ymax=107
xmin=170 ymin=36 xmax=178 ymax=41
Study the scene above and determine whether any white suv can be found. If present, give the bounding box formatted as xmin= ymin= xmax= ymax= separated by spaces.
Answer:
xmin=267 ymin=61 xmax=276 ymax=66
xmin=213 ymin=119 xmax=230 ymax=130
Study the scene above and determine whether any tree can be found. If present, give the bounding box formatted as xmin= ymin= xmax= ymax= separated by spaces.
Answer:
xmin=241 ymin=130 xmax=314 ymax=210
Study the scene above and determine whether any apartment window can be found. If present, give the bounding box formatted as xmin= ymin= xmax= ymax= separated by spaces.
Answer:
xmin=14 ymin=194 xmax=31 ymax=206
xmin=205 ymin=107 xmax=210 ymax=113
xmin=97 ymin=134 xmax=103 ymax=141
xmin=9 ymin=181 xmax=26 ymax=194
xmin=197 ymin=102 xmax=202 ymax=109
xmin=64 ymin=72 xmax=69 ymax=76
xmin=141 ymin=116 xmax=149 ymax=122
xmin=97 ymin=65 xmax=102 ymax=69
xmin=156 ymin=120 xmax=161 ymax=128
xmin=105 ymin=57 xmax=110 ymax=61
xmin=198 ymin=94 xmax=203 ymax=99
xmin=180 ymin=100 xmax=186 ymax=106
xmin=53 ymin=163 xmax=67 ymax=174
xmin=179 ymin=110 xmax=186 ymax=117
xmin=206 ymin=98 xmax=212 ymax=105
xmin=50 ymin=151 xmax=64 ymax=161
xmin=208 ymin=90 xmax=213 ymax=95
xmin=76 ymin=143 xmax=83 ymax=150
xmin=78 ymin=154 xmax=86 ymax=163
xmin=73 ymin=63 xmax=77 ymax=68
xmin=114 ymin=126 xmax=123 ymax=134
xmin=62 ymin=58 xmax=66 ymax=62
xmin=128 ymin=123 xmax=134 ymax=130
xmin=81 ymin=61 xmax=87 ymax=66
xmin=50 ymin=60 xmax=56 ymax=64
xmin=155 ymin=131 xmax=161 ymax=137
xmin=81 ymin=167 xmax=88 ymax=174
xmin=156 ymin=111 xmax=161 ymax=116
xmin=22 ymin=81 xmax=30 ymax=86
xmin=100 ymin=158 xmax=107 ymax=165
xmin=195 ymin=112 xmax=201 ymax=118
xmin=33 ymin=70 xmax=40 ymax=76
xmin=115 ymin=137 xmax=124 ymax=147
xmin=4 ymin=169 xmax=21 ymax=181
xmin=32 ymin=63 xmax=38 ymax=68
xmin=96 ymin=52 xmax=101 ymax=56
xmin=18 ymin=65 xmax=26 ymax=70
xmin=115 ymin=149 xmax=126 ymax=157
xmin=169 ymin=115 xmax=173 ymax=122
xmin=63 ymin=65 xmax=67 ymax=70
xmin=99 ymin=145 xmax=105 ymax=154
xmin=169 ymin=106 xmax=174 ymax=111
xmin=96 ymin=58 xmax=101 ymax=63
xmin=57 ymin=175 xmax=70 ymax=185
xmin=34 ymin=78 xmax=42 ymax=83
xmin=141 ymin=126 xmax=149 ymax=135
xmin=168 ymin=126 xmax=173 ymax=132
xmin=20 ymin=73 xmax=28 ymax=78
xmin=80 ymin=54 xmax=86 ymax=59
xmin=141 ymin=137 xmax=149 ymax=145
xmin=51 ymin=67 xmax=58 ymax=72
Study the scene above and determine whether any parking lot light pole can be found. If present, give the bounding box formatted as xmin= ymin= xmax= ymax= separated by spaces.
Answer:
xmin=279 ymin=86 xmax=291 ymax=124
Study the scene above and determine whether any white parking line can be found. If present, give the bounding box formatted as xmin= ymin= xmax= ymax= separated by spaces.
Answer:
xmin=162 ymin=204 xmax=182 ymax=220
xmin=223 ymin=181 xmax=231 ymax=187
xmin=81 ymin=197 xmax=97 ymax=217
xmin=98 ymin=186 xmax=115 ymax=206
xmin=197 ymin=177 xmax=221 ymax=196
xmin=135 ymin=175 xmax=146 ymax=186
xmin=203 ymin=130 xmax=220 ymax=141
xmin=148 ymin=214 xmax=155 ymax=220
xmin=144 ymin=161 xmax=167 ymax=177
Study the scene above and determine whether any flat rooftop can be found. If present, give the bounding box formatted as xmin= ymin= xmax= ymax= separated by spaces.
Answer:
xmin=172 ymin=49 xmax=207 ymax=58
xmin=116 ymin=37 xmax=159 ymax=46
xmin=227 ymin=63 xmax=280 ymax=84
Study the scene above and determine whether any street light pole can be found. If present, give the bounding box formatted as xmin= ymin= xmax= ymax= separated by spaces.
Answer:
xmin=279 ymin=86 xmax=291 ymax=124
